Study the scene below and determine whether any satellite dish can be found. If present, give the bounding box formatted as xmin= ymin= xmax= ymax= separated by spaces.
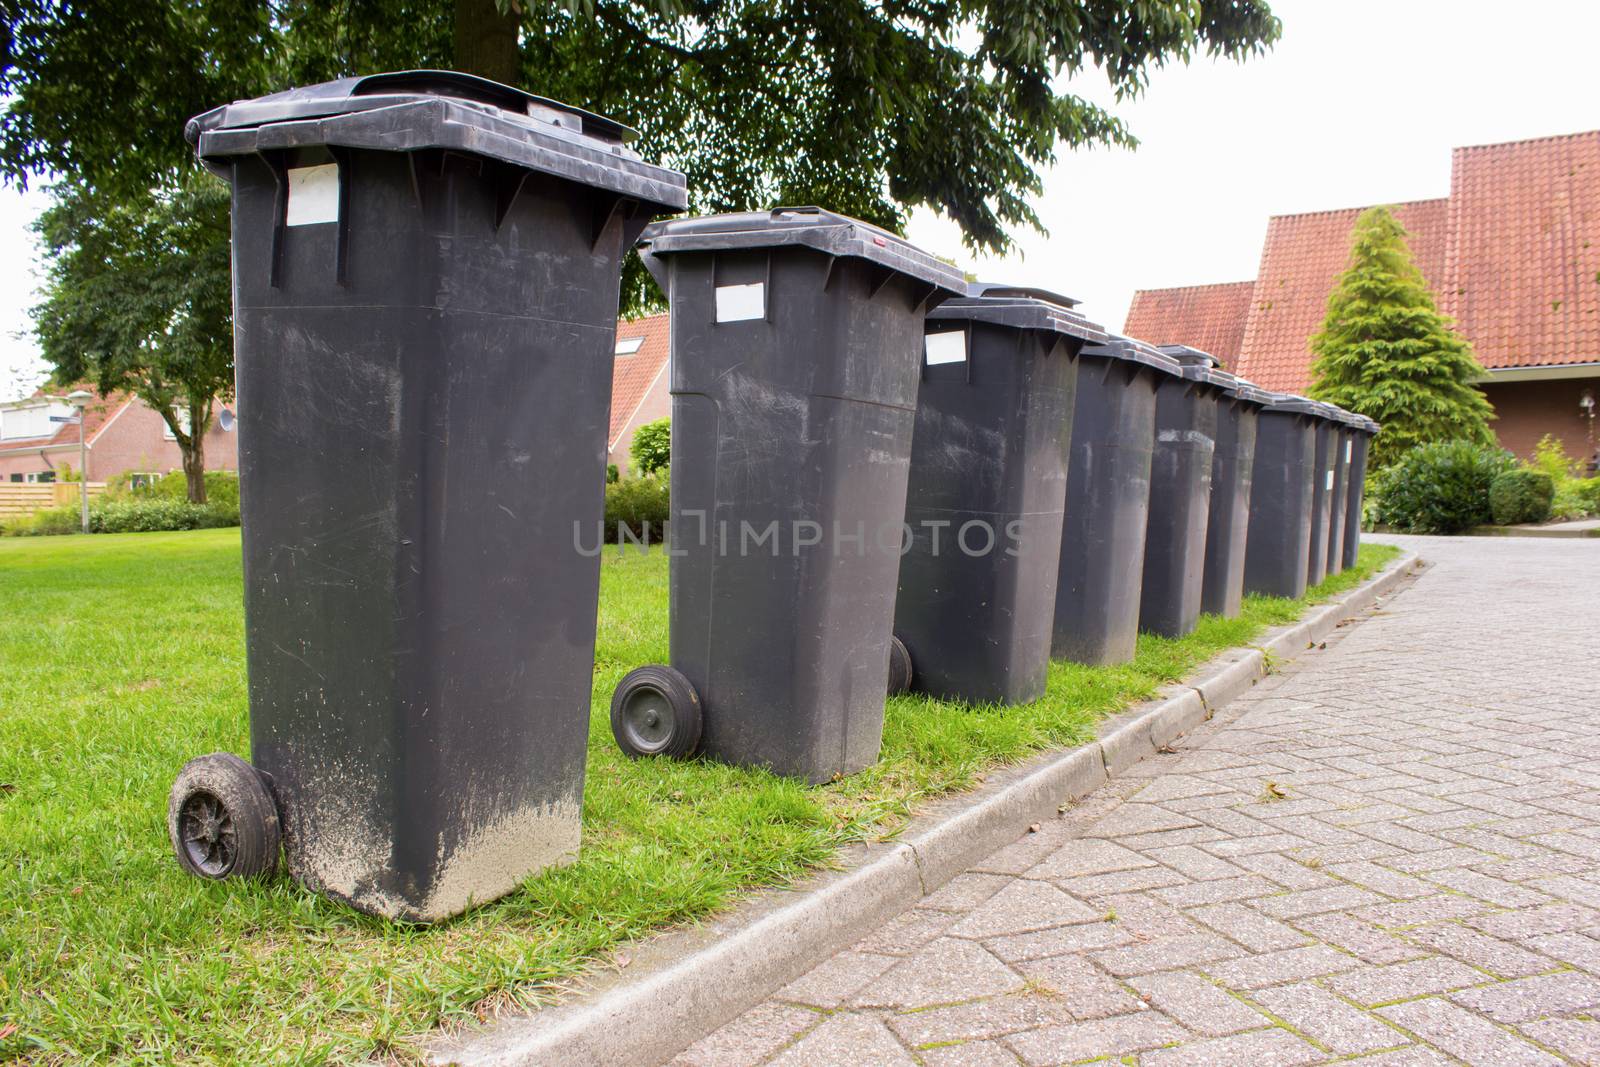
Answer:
xmin=218 ymin=407 xmax=236 ymax=432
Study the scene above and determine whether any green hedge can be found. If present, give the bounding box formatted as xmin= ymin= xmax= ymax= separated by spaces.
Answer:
xmin=1374 ymin=440 xmax=1516 ymax=534
xmin=1489 ymin=469 xmax=1555 ymax=526
xmin=603 ymin=472 xmax=669 ymax=543
xmin=2 ymin=497 xmax=240 ymax=537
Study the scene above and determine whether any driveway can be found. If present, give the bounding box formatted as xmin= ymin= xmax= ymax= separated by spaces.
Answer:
xmin=673 ymin=535 xmax=1600 ymax=1065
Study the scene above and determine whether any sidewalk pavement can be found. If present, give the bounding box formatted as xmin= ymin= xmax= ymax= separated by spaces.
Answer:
xmin=671 ymin=535 xmax=1600 ymax=1066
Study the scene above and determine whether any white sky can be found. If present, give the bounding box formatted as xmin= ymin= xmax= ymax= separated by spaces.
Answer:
xmin=3 ymin=0 xmax=1598 ymax=400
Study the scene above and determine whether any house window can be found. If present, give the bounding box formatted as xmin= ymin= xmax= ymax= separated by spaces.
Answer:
xmin=615 ymin=337 xmax=645 ymax=356
xmin=24 ymin=471 xmax=55 ymax=483
xmin=128 ymin=472 xmax=162 ymax=490
xmin=8 ymin=473 xmax=21 ymax=482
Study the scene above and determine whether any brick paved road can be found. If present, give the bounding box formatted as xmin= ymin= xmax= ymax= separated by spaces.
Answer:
xmin=673 ymin=536 xmax=1600 ymax=1066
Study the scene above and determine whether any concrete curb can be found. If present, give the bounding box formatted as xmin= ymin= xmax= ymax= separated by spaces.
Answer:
xmin=425 ymin=551 xmax=1422 ymax=1067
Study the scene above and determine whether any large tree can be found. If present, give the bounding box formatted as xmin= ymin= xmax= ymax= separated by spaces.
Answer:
xmin=4 ymin=1 xmax=1280 ymax=248
xmin=4 ymin=1 xmax=1279 ymax=478
xmin=1308 ymin=205 xmax=1495 ymax=469
xmin=33 ymin=175 xmax=234 ymax=503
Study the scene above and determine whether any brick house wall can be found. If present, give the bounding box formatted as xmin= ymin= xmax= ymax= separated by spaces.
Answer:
xmin=606 ymin=315 xmax=672 ymax=478
xmin=0 ymin=394 xmax=238 ymax=483
xmin=83 ymin=399 xmax=238 ymax=481
xmin=607 ymin=371 xmax=670 ymax=477
xmin=1481 ymin=376 xmax=1600 ymax=467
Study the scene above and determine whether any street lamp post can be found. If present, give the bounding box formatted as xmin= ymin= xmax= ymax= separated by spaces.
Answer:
xmin=66 ymin=390 xmax=91 ymax=533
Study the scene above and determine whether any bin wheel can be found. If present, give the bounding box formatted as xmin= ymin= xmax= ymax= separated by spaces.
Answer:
xmin=612 ymin=665 xmax=702 ymax=760
xmin=887 ymin=635 xmax=914 ymax=696
xmin=167 ymin=752 xmax=281 ymax=880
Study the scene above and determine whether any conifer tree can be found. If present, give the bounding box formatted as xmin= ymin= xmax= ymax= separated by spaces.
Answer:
xmin=1308 ymin=206 xmax=1495 ymax=468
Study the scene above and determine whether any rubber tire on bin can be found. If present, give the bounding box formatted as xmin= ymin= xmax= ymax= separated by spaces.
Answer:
xmin=887 ymin=635 xmax=914 ymax=696
xmin=611 ymin=665 xmax=703 ymax=759
xmin=167 ymin=752 xmax=281 ymax=880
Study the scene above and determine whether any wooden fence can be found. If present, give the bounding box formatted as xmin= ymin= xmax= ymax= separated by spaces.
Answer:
xmin=0 ymin=482 xmax=107 ymax=520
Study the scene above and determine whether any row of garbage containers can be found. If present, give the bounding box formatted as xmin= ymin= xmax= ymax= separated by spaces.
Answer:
xmin=166 ymin=71 xmax=1377 ymax=922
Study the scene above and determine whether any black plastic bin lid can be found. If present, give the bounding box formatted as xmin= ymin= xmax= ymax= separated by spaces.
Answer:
xmin=1327 ymin=405 xmax=1373 ymax=432
xmin=1310 ymin=400 xmax=1351 ymax=425
xmin=926 ymin=282 xmax=1107 ymax=346
xmin=1358 ymin=414 xmax=1382 ymax=435
xmin=187 ymin=70 xmax=687 ymax=213
xmin=1258 ymin=391 xmax=1325 ymax=417
xmin=1079 ymin=334 xmax=1184 ymax=378
xmin=637 ymin=207 xmax=965 ymax=298
xmin=1154 ymin=343 xmax=1236 ymax=394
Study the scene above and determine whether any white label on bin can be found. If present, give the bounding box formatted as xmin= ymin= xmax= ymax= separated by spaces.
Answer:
xmin=715 ymin=282 xmax=765 ymax=322
xmin=925 ymin=331 xmax=967 ymax=365
xmin=1346 ymin=440 xmax=1354 ymax=463
xmin=1326 ymin=470 xmax=1335 ymax=491
xmin=285 ymin=164 xmax=340 ymax=226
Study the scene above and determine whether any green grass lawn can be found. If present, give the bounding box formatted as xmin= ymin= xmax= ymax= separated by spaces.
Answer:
xmin=0 ymin=530 xmax=1400 ymax=1064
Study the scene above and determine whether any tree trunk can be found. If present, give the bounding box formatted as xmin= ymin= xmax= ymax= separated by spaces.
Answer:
xmin=183 ymin=434 xmax=208 ymax=504
xmin=455 ymin=0 xmax=522 ymax=86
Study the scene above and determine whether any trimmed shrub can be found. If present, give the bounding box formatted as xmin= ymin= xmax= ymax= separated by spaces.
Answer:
xmin=605 ymin=463 xmax=619 ymax=484
xmin=1489 ymin=469 xmax=1554 ymax=526
xmin=92 ymin=498 xmax=238 ymax=533
xmin=1374 ymin=440 xmax=1515 ymax=534
xmin=603 ymin=472 xmax=669 ymax=544
xmin=1 ymin=505 xmax=84 ymax=537
xmin=630 ymin=417 xmax=671 ymax=475
xmin=1 ymin=497 xmax=240 ymax=536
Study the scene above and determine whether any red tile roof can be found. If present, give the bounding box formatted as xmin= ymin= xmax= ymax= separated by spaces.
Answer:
xmin=0 ymin=389 xmax=132 ymax=452
xmin=1123 ymin=129 xmax=1600 ymax=394
xmin=609 ymin=314 xmax=670 ymax=448
xmin=1123 ymin=281 xmax=1255 ymax=366
xmin=1234 ymin=199 xmax=1450 ymax=392
xmin=1444 ymin=130 xmax=1600 ymax=370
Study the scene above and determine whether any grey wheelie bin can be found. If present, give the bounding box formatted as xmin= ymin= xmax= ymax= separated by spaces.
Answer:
xmin=1341 ymin=415 xmax=1381 ymax=570
xmin=1139 ymin=346 xmax=1229 ymax=639
xmin=1052 ymin=337 xmax=1184 ymax=665
xmin=892 ymin=284 xmax=1106 ymax=705
xmin=611 ymin=208 xmax=964 ymax=782
xmin=1243 ymin=393 xmax=1321 ymax=599
xmin=1196 ymin=366 xmax=1272 ymax=618
xmin=1306 ymin=403 xmax=1341 ymax=587
xmin=1324 ymin=406 xmax=1360 ymax=576
xmin=167 ymin=71 xmax=687 ymax=921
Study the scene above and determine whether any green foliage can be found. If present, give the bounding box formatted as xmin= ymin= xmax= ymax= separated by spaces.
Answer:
xmin=1489 ymin=469 xmax=1555 ymax=526
xmin=1551 ymin=477 xmax=1600 ymax=521
xmin=1572 ymin=478 xmax=1600 ymax=518
xmin=1374 ymin=439 xmax=1515 ymax=534
xmin=3 ymin=1 xmax=1280 ymax=316
xmin=0 ymin=505 xmax=82 ymax=537
xmin=605 ymin=463 xmax=619 ymax=484
xmin=1 ymin=497 xmax=239 ymax=537
xmin=136 ymin=469 xmax=241 ymax=510
xmin=1308 ymin=207 xmax=1496 ymax=469
xmin=1530 ymin=433 xmax=1582 ymax=482
xmin=1524 ymin=435 xmax=1600 ymax=520
xmin=603 ymin=472 xmax=669 ymax=543
xmin=31 ymin=175 xmax=234 ymax=503
xmin=629 ymin=417 xmax=671 ymax=475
